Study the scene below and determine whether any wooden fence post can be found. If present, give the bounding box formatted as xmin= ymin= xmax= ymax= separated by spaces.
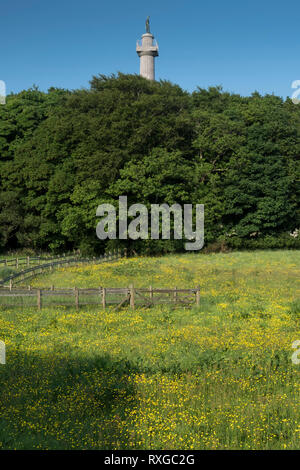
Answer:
xmin=37 ymin=289 xmax=41 ymax=310
xmin=28 ymin=285 xmax=31 ymax=291
xmin=149 ymin=285 xmax=153 ymax=302
xmin=16 ymin=258 xmax=19 ymax=269
xmin=51 ymin=285 xmax=54 ymax=291
xmin=74 ymin=287 xmax=79 ymax=310
xmin=102 ymin=287 xmax=106 ymax=308
xmin=196 ymin=287 xmax=200 ymax=306
xmin=27 ymin=256 xmax=30 ymax=267
xmin=130 ymin=284 xmax=135 ymax=309
xmin=173 ymin=287 xmax=177 ymax=303
xmin=9 ymin=279 xmax=12 ymax=291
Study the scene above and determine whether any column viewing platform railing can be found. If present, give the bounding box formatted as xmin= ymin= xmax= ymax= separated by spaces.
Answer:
xmin=136 ymin=39 xmax=159 ymax=49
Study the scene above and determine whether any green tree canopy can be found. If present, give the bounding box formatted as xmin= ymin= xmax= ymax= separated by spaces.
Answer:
xmin=0 ymin=75 xmax=299 ymax=254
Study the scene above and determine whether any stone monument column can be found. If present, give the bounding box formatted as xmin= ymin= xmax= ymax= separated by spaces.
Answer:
xmin=136 ymin=18 xmax=159 ymax=80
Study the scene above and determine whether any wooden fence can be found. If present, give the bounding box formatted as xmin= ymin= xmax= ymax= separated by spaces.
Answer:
xmin=0 ymin=254 xmax=71 ymax=268
xmin=0 ymin=285 xmax=200 ymax=310
xmin=0 ymin=249 xmax=126 ymax=288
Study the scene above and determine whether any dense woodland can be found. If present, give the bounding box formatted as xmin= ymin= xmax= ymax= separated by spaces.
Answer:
xmin=0 ymin=73 xmax=299 ymax=255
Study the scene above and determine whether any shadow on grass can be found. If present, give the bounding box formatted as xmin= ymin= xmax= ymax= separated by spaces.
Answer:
xmin=0 ymin=351 xmax=137 ymax=449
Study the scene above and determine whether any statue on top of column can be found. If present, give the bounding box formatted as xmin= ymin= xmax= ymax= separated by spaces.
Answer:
xmin=145 ymin=16 xmax=150 ymax=33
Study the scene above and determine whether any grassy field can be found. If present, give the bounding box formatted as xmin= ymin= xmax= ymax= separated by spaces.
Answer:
xmin=0 ymin=250 xmax=299 ymax=449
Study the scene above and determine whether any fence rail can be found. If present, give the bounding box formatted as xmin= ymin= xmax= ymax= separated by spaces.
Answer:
xmin=0 ymin=253 xmax=72 ymax=268
xmin=0 ymin=249 xmax=126 ymax=287
xmin=0 ymin=284 xmax=200 ymax=310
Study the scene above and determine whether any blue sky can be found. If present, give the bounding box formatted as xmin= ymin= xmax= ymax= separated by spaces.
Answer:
xmin=1 ymin=0 xmax=300 ymax=98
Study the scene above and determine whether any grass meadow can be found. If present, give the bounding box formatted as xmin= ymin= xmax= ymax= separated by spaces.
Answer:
xmin=0 ymin=250 xmax=299 ymax=449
